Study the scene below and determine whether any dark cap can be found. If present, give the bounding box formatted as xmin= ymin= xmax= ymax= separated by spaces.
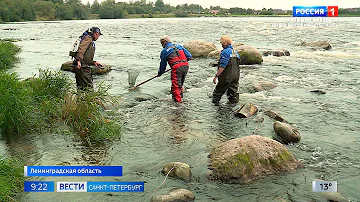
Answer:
xmin=91 ymin=27 xmax=103 ymax=35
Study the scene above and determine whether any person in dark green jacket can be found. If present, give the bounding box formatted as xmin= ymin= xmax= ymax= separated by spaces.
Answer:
xmin=74 ymin=27 xmax=103 ymax=90
xmin=212 ymin=35 xmax=240 ymax=105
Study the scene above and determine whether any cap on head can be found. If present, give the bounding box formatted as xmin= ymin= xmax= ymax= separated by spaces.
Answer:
xmin=160 ymin=35 xmax=171 ymax=43
xmin=90 ymin=27 xmax=103 ymax=35
xmin=220 ymin=35 xmax=232 ymax=45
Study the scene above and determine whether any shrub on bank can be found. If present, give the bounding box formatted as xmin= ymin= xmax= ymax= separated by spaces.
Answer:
xmin=0 ymin=41 xmax=20 ymax=70
xmin=0 ymin=158 xmax=24 ymax=201
xmin=25 ymin=69 xmax=72 ymax=124
xmin=62 ymin=84 xmax=121 ymax=144
xmin=0 ymin=72 xmax=34 ymax=136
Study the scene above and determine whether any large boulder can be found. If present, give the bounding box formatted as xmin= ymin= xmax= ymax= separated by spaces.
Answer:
xmin=208 ymin=44 xmax=263 ymax=65
xmin=60 ymin=61 xmax=112 ymax=75
xmin=151 ymin=189 xmax=195 ymax=202
xmin=273 ymin=121 xmax=301 ymax=144
xmin=207 ymin=49 xmax=222 ymax=59
xmin=183 ymin=40 xmax=217 ymax=57
xmin=208 ymin=135 xmax=302 ymax=183
xmin=161 ymin=162 xmax=192 ymax=182
xmin=234 ymin=45 xmax=263 ymax=65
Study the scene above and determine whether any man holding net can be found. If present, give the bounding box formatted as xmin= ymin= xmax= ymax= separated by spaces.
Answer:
xmin=158 ymin=36 xmax=192 ymax=103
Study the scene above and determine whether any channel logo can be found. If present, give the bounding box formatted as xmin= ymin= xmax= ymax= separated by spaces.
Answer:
xmin=57 ymin=182 xmax=87 ymax=192
xmin=293 ymin=6 xmax=338 ymax=17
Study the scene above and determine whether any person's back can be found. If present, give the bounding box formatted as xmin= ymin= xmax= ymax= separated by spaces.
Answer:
xmin=77 ymin=34 xmax=95 ymax=66
xmin=158 ymin=36 xmax=192 ymax=102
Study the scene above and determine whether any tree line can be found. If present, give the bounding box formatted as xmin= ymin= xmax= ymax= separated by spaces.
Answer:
xmin=0 ymin=0 xmax=292 ymax=22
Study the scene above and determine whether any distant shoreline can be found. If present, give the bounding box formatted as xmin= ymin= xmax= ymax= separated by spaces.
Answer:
xmin=1 ymin=14 xmax=358 ymax=24
xmin=91 ymin=13 xmax=359 ymax=19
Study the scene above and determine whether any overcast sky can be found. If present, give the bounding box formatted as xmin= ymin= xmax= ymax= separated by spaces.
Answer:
xmin=82 ymin=0 xmax=360 ymax=10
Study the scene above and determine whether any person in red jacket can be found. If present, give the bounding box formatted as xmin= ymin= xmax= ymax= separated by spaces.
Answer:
xmin=158 ymin=36 xmax=193 ymax=103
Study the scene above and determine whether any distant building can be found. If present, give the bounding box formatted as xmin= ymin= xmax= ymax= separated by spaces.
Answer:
xmin=208 ymin=10 xmax=220 ymax=14
xmin=254 ymin=11 xmax=261 ymax=15
xmin=348 ymin=8 xmax=358 ymax=12
xmin=274 ymin=9 xmax=286 ymax=14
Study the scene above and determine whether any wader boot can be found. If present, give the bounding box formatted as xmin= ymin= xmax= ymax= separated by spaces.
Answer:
xmin=75 ymin=67 xmax=93 ymax=91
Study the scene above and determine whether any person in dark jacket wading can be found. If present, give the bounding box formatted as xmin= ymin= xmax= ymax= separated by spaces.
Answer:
xmin=157 ymin=36 xmax=193 ymax=103
xmin=73 ymin=27 xmax=103 ymax=91
xmin=212 ymin=35 xmax=240 ymax=105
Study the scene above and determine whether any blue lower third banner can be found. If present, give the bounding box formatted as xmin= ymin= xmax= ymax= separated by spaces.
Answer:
xmin=24 ymin=166 xmax=122 ymax=177
xmin=24 ymin=181 xmax=55 ymax=192
xmin=57 ymin=182 xmax=144 ymax=192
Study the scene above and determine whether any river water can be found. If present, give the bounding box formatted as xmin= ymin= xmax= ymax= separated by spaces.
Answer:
xmin=0 ymin=17 xmax=359 ymax=201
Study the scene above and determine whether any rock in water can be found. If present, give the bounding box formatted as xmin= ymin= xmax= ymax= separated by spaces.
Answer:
xmin=207 ymin=49 xmax=222 ymax=59
xmin=262 ymin=49 xmax=290 ymax=57
xmin=207 ymin=44 xmax=263 ymax=65
xmin=151 ymin=189 xmax=195 ymax=202
xmin=161 ymin=162 xmax=192 ymax=182
xmin=251 ymin=81 xmax=277 ymax=92
xmin=235 ymin=45 xmax=263 ymax=65
xmin=183 ymin=40 xmax=217 ymax=57
xmin=310 ymin=90 xmax=326 ymax=94
xmin=297 ymin=40 xmax=332 ymax=50
xmin=208 ymin=135 xmax=303 ymax=183
xmin=60 ymin=61 xmax=112 ymax=75
xmin=273 ymin=121 xmax=301 ymax=144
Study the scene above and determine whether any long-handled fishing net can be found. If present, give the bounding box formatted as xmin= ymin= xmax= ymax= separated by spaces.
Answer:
xmin=128 ymin=70 xmax=140 ymax=87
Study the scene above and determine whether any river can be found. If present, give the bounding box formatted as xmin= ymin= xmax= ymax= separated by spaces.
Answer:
xmin=0 ymin=17 xmax=359 ymax=201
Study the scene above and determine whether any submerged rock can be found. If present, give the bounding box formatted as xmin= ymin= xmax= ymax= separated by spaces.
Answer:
xmin=273 ymin=121 xmax=301 ymax=144
xmin=60 ymin=61 xmax=112 ymax=75
xmin=320 ymin=192 xmax=348 ymax=202
xmin=310 ymin=90 xmax=326 ymax=94
xmin=134 ymin=93 xmax=156 ymax=102
xmin=297 ymin=40 xmax=332 ymax=50
xmin=161 ymin=162 xmax=191 ymax=182
xmin=150 ymin=189 xmax=195 ymax=202
xmin=208 ymin=135 xmax=303 ymax=183
xmin=251 ymin=81 xmax=277 ymax=92
xmin=3 ymin=28 xmax=17 ymax=30
xmin=183 ymin=40 xmax=217 ymax=57
xmin=263 ymin=49 xmax=290 ymax=57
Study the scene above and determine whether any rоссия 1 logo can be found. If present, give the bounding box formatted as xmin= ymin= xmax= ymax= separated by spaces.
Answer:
xmin=293 ymin=6 xmax=338 ymax=17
